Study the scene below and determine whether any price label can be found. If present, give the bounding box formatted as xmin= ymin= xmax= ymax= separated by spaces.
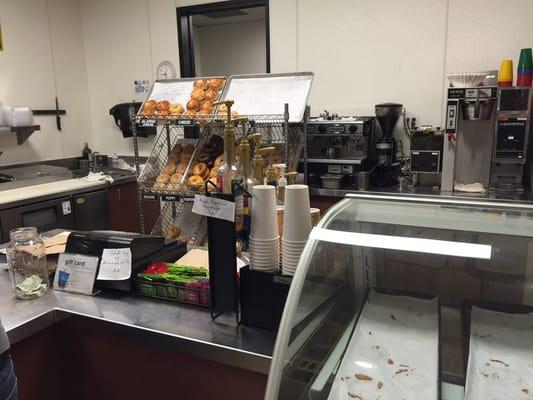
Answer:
xmin=162 ymin=194 xmax=179 ymax=202
xmin=192 ymin=194 xmax=235 ymax=222
xmin=142 ymin=192 xmax=158 ymax=201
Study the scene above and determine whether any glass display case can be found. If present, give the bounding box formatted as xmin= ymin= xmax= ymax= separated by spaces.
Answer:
xmin=266 ymin=193 xmax=533 ymax=400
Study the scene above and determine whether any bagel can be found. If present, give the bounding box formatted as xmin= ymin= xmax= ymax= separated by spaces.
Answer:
xmin=183 ymin=144 xmax=195 ymax=154
xmin=214 ymin=155 xmax=224 ymax=167
xmin=156 ymin=100 xmax=170 ymax=112
xmin=207 ymin=78 xmax=225 ymax=90
xmin=156 ymin=173 xmax=170 ymax=184
xmin=162 ymin=164 xmax=177 ymax=175
xmin=187 ymin=175 xmax=204 ymax=187
xmin=193 ymin=162 xmax=208 ymax=177
xmin=193 ymin=79 xmax=208 ymax=90
xmin=191 ymin=89 xmax=205 ymax=102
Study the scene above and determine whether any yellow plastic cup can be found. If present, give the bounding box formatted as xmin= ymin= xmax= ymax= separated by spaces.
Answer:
xmin=498 ymin=59 xmax=513 ymax=86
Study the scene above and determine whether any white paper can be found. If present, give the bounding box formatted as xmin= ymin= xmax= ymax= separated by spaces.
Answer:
xmin=192 ymin=194 xmax=235 ymax=222
xmin=328 ymin=290 xmax=439 ymax=400
xmin=222 ymin=75 xmax=313 ymax=122
xmin=465 ymin=307 xmax=533 ymax=400
xmin=148 ymin=81 xmax=194 ymax=105
xmin=53 ymin=253 xmax=99 ymax=295
xmin=96 ymin=248 xmax=132 ymax=281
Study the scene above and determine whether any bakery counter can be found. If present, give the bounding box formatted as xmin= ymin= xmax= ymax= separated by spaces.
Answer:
xmin=0 ymin=270 xmax=275 ymax=375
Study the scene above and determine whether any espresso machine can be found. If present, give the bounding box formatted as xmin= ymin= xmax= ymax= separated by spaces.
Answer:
xmin=441 ymin=85 xmax=498 ymax=192
xmin=373 ymin=103 xmax=403 ymax=186
xmin=305 ymin=117 xmax=376 ymax=189
xmin=490 ymin=87 xmax=533 ymax=192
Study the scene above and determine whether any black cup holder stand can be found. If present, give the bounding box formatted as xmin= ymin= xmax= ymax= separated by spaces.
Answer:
xmin=205 ymin=181 xmax=251 ymax=324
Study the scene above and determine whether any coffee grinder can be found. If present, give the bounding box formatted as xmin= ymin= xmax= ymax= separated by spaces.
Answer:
xmin=373 ymin=103 xmax=402 ymax=186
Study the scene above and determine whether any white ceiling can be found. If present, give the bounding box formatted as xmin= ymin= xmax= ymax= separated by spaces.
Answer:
xmin=192 ymin=6 xmax=265 ymax=27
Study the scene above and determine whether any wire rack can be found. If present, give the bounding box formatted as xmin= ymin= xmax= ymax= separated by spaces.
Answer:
xmin=137 ymin=114 xmax=304 ymax=198
xmin=151 ymin=200 xmax=207 ymax=247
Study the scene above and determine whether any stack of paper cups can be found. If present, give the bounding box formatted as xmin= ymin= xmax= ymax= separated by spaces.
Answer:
xmin=282 ymin=184 xmax=311 ymax=275
xmin=249 ymin=185 xmax=280 ymax=272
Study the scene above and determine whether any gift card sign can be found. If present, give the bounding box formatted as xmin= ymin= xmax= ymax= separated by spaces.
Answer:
xmin=54 ymin=253 xmax=99 ymax=295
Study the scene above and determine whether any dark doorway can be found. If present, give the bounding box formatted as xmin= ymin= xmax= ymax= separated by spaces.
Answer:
xmin=177 ymin=0 xmax=270 ymax=78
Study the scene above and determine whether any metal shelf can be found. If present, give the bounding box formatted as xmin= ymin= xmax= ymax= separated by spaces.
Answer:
xmin=7 ymin=125 xmax=41 ymax=145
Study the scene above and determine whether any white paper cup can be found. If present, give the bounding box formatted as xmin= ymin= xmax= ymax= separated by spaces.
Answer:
xmin=310 ymin=208 xmax=321 ymax=226
xmin=250 ymin=235 xmax=280 ymax=243
xmin=281 ymin=240 xmax=307 ymax=249
xmin=250 ymin=185 xmax=279 ymax=240
xmin=250 ymin=260 xmax=279 ymax=268
xmin=283 ymin=185 xmax=311 ymax=242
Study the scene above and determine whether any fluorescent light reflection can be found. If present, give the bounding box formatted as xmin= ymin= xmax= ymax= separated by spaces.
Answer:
xmin=310 ymin=228 xmax=492 ymax=260
xmin=355 ymin=361 xmax=374 ymax=369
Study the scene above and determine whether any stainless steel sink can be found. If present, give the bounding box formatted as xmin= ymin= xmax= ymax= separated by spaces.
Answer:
xmin=0 ymin=165 xmax=72 ymax=191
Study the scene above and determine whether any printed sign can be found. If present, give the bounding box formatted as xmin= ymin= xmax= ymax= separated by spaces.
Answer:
xmin=134 ymin=80 xmax=150 ymax=95
xmin=54 ymin=253 xmax=99 ymax=295
xmin=192 ymin=194 xmax=235 ymax=222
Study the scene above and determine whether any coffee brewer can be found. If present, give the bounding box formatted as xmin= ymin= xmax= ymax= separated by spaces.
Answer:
xmin=410 ymin=127 xmax=444 ymax=188
xmin=442 ymin=86 xmax=498 ymax=192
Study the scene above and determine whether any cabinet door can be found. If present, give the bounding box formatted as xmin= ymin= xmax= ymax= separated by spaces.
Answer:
xmin=108 ymin=182 xmax=140 ymax=232
xmin=74 ymin=190 xmax=110 ymax=230
xmin=108 ymin=182 xmax=161 ymax=233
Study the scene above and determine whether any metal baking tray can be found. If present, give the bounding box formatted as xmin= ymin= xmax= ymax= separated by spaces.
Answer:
xmin=218 ymin=72 xmax=314 ymax=123
xmin=326 ymin=289 xmax=440 ymax=400
xmin=462 ymin=301 xmax=533 ymax=400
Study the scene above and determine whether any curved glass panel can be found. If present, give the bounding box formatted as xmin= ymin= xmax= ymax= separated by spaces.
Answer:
xmin=268 ymin=195 xmax=533 ymax=400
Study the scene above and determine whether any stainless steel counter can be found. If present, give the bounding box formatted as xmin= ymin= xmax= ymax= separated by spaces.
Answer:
xmin=0 ymin=270 xmax=275 ymax=374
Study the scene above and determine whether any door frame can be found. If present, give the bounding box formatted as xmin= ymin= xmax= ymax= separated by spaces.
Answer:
xmin=176 ymin=0 xmax=270 ymax=78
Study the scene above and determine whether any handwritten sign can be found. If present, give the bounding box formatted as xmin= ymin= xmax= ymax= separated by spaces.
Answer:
xmin=54 ymin=253 xmax=99 ymax=295
xmin=192 ymin=194 xmax=235 ymax=222
xmin=97 ymin=248 xmax=132 ymax=281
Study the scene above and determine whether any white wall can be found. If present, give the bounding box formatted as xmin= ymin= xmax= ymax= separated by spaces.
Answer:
xmin=194 ymin=20 xmax=266 ymax=77
xmin=0 ymin=0 xmax=93 ymax=166
xmin=270 ymin=0 xmax=533 ymax=126
xmin=3 ymin=0 xmax=533 ymax=166
xmin=80 ymin=0 xmax=179 ymax=157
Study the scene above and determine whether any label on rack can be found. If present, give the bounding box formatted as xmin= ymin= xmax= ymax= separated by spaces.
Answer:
xmin=142 ymin=192 xmax=158 ymax=201
xmin=161 ymin=194 xmax=179 ymax=202
xmin=192 ymin=194 xmax=235 ymax=222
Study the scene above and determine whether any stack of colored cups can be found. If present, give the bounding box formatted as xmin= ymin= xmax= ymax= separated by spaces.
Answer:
xmin=498 ymin=60 xmax=513 ymax=87
xmin=517 ymin=48 xmax=533 ymax=87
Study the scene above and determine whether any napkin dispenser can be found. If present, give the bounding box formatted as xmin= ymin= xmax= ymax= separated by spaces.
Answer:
xmin=65 ymin=231 xmax=186 ymax=292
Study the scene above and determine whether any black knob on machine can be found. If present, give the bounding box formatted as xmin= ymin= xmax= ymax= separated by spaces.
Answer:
xmin=348 ymin=124 xmax=358 ymax=133
xmin=318 ymin=125 xmax=327 ymax=134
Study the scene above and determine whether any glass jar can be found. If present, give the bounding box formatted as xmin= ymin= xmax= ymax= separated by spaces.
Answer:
xmin=7 ymin=227 xmax=49 ymax=299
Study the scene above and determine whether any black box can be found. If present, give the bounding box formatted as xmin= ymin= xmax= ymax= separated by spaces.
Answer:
xmin=240 ymin=266 xmax=292 ymax=330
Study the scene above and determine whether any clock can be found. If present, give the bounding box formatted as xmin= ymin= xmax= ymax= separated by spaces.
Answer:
xmin=156 ymin=61 xmax=177 ymax=80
